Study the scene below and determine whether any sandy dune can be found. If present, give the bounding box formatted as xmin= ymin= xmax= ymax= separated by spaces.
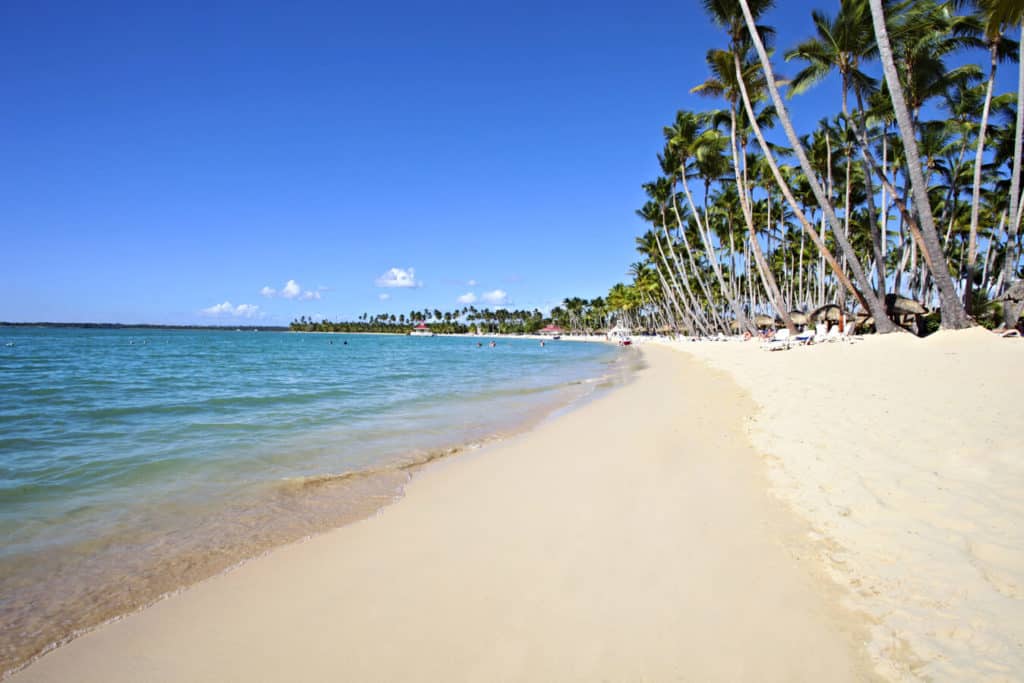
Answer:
xmin=673 ymin=328 xmax=1024 ymax=681
xmin=11 ymin=345 xmax=874 ymax=682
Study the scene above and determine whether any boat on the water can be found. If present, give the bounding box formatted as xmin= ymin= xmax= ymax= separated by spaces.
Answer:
xmin=608 ymin=323 xmax=632 ymax=347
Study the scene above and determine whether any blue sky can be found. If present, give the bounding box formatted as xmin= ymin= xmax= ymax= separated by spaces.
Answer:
xmin=1 ymin=1 xmax=1014 ymax=324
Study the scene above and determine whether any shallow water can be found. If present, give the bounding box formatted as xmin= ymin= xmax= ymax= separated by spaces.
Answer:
xmin=0 ymin=328 xmax=629 ymax=674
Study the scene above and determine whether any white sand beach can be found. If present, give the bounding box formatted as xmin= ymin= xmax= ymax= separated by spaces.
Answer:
xmin=10 ymin=344 xmax=875 ymax=682
xmin=12 ymin=329 xmax=1022 ymax=682
xmin=670 ymin=328 xmax=1024 ymax=681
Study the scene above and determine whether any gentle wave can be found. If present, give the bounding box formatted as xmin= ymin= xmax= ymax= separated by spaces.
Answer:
xmin=0 ymin=328 xmax=630 ymax=676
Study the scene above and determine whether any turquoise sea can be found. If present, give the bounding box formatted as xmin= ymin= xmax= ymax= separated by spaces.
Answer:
xmin=0 ymin=327 xmax=630 ymax=674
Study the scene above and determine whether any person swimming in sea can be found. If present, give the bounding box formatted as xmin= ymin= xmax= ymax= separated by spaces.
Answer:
xmin=489 ymin=340 xmax=496 ymax=348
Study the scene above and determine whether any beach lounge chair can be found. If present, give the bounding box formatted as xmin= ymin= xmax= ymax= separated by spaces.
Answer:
xmin=763 ymin=328 xmax=791 ymax=351
xmin=793 ymin=329 xmax=815 ymax=345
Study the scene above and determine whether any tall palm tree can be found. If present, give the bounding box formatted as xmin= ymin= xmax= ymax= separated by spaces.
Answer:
xmin=665 ymin=110 xmax=750 ymax=330
xmin=867 ymin=0 xmax=972 ymax=328
xmin=730 ymin=0 xmax=897 ymax=332
xmin=785 ymin=1 xmax=889 ymax=294
xmin=694 ymin=37 xmax=797 ymax=332
xmin=950 ymin=0 xmax=1020 ymax=313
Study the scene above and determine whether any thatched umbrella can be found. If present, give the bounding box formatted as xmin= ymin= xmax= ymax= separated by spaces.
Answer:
xmin=809 ymin=304 xmax=856 ymax=323
xmin=729 ymin=320 xmax=741 ymax=332
xmin=788 ymin=311 xmax=809 ymax=326
xmin=885 ymin=294 xmax=927 ymax=316
xmin=754 ymin=314 xmax=775 ymax=329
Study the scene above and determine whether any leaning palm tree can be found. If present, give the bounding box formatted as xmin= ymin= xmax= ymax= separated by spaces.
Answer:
xmin=664 ymin=109 xmax=750 ymax=330
xmin=693 ymin=38 xmax=797 ymax=333
xmin=866 ymin=0 xmax=972 ymax=328
xmin=947 ymin=0 xmax=1020 ymax=313
xmin=724 ymin=0 xmax=898 ymax=332
xmin=784 ymin=1 xmax=889 ymax=294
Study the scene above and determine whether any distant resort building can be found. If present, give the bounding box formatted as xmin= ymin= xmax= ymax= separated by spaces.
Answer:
xmin=410 ymin=322 xmax=434 ymax=337
xmin=539 ymin=324 xmax=563 ymax=337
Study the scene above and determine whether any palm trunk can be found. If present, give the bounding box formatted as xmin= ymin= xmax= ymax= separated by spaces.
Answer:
xmin=655 ymin=210 xmax=712 ymax=333
xmin=732 ymin=51 xmax=875 ymax=321
xmin=728 ymin=104 xmax=795 ymax=333
xmin=965 ymin=43 xmax=999 ymax=315
xmin=654 ymin=231 xmax=706 ymax=335
xmin=669 ymin=192 xmax=727 ymax=331
xmin=867 ymin=0 xmax=971 ymax=329
xmin=736 ymin=0 xmax=895 ymax=332
xmin=685 ymin=177 xmax=750 ymax=331
xmin=655 ymin=264 xmax=691 ymax=335
xmin=1002 ymin=20 xmax=1024 ymax=326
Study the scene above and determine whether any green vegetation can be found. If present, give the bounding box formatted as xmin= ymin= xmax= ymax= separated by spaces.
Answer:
xmin=290 ymin=308 xmax=549 ymax=335
xmin=600 ymin=0 xmax=1024 ymax=336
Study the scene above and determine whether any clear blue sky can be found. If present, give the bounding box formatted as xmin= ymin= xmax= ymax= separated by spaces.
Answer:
xmin=0 ymin=1 xmax=1010 ymax=324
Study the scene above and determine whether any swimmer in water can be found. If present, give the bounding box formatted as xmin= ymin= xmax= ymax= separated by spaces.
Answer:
xmin=540 ymin=341 xmax=545 ymax=347
xmin=489 ymin=341 xmax=496 ymax=348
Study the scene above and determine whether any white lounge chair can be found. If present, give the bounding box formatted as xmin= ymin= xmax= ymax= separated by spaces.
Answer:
xmin=792 ymin=329 xmax=815 ymax=345
xmin=763 ymin=328 xmax=791 ymax=351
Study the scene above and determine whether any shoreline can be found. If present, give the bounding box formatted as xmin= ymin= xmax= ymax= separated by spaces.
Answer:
xmin=1 ymin=336 xmax=632 ymax=679
xmin=643 ymin=329 xmax=1024 ymax=680
xmin=10 ymin=344 xmax=877 ymax=682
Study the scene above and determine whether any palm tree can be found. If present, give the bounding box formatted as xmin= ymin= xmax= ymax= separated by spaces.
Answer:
xmin=731 ymin=0 xmax=897 ymax=332
xmin=784 ymin=1 xmax=889 ymax=294
xmin=693 ymin=40 xmax=796 ymax=332
xmin=867 ymin=0 xmax=972 ymax=328
xmin=665 ymin=111 xmax=750 ymax=330
xmin=946 ymin=1 xmax=1018 ymax=312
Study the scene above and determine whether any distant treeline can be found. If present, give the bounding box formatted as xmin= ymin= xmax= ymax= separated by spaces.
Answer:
xmin=291 ymin=307 xmax=554 ymax=335
xmin=0 ymin=322 xmax=288 ymax=331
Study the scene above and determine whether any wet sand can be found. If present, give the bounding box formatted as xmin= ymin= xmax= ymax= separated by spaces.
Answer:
xmin=11 ymin=345 xmax=875 ymax=682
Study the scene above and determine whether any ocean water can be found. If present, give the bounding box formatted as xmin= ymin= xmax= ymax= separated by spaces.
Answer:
xmin=0 ymin=328 xmax=631 ymax=674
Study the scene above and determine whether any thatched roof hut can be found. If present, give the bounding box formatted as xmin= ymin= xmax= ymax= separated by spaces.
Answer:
xmin=885 ymin=294 xmax=928 ymax=316
xmin=809 ymin=304 xmax=857 ymax=323
xmin=753 ymin=314 xmax=775 ymax=329
xmin=788 ymin=311 xmax=809 ymax=326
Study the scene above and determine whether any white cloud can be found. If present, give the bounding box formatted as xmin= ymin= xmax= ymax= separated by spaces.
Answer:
xmin=467 ymin=279 xmax=478 ymax=287
xmin=457 ymin=292 xmax=477 ymax=304
xmin=202 ymin=301 xmax=234 ymax=316
xmin=379 ymin=293 xmax=391 ymax=301
xmin=262 ymin=279 xmax=321 ymax=301
xmin=375 ymin=267 xmax=420 ymax=288
xmin=201 ymin=301 xmax=261 ymax=319
xmin=481 ymin=289 xmax=508 ymax=305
